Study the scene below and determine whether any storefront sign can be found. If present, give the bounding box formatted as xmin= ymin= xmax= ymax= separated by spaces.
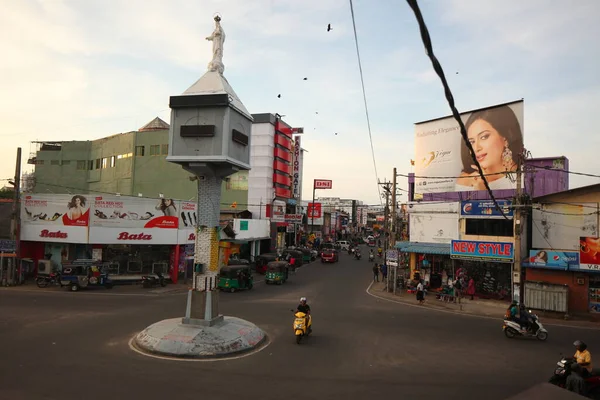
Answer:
xmin=89 ymin=227 xmax=177 ymax=245
xmin=293 ymin=136 xmax=302 ymax=199
xmin=308 ymin=203 xmax=322 ymax=219
xmin=21 ymin=225 xmax=88 ymax=243
xmin=460 ymin=200 xmax=513 ymax=218
xmin=386 ymin=249 xmax=399 ymax=262
xmin=272 ymin=200 xmax=286 ymax=222
xmin=91 ymin=196 xmax=179 ymax=229
xmin=0 ymin=239 xmax=16 ymax=252
xmin=285 ymin=214 xmax=303 ymax=223
xmin=314 ymin=179 xmax=333 ymax=189
xmin=450 ymin=240 xmax=514 ymax=262
xmin=527 ymin=250 xmax=579 ymax=270
xmin=579 ymin=237 xmax=600 ymax=272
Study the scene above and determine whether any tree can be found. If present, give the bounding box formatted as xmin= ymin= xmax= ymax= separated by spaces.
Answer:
xmin=0 ymin=187 xmax=14 ymax=199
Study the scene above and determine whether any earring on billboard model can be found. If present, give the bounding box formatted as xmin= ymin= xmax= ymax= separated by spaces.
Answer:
xmin=502 ymin=145 xmax=513 ymax=170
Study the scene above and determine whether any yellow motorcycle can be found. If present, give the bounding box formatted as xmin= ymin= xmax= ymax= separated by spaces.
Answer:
xmin=293 ymin=311 xmax=312 ymax=344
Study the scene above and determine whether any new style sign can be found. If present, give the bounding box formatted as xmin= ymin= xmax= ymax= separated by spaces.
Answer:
xmin=314 ymin=179 xmax=333 ymax=189
xmin=451 ymin=240 xmax=514 ymax=263
xmin=528 ymin=250 xmax=579 ymax=270
xmin=461 ymin=200 xmax=513 ymax=218
xmin=292 ymin=136 xmax=302 ymax=199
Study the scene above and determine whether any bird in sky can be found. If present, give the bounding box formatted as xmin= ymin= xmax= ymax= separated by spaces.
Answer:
xmin=277 ymin=94 xmax=281 ymax=98
xmin=327 ymin=24 xmax=332 ymax=32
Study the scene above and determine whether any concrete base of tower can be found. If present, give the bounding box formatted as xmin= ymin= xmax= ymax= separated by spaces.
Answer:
xmin=133 ymin=316 xmax=267 ymax=359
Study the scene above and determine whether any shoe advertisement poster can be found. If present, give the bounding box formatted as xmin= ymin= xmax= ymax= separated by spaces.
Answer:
xmin=21 ymin=194 xmax=90 ymax=243
xmin=90 ymin=196 xmax=179 ymax=229
xmin=177 ymin=201 xmax=197 ymax=244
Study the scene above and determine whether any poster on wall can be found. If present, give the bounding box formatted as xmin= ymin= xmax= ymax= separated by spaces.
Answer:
xmin=579 ymin=237 xmax=600 ymax=271
xmin=527 ymin=250 xmax=579 ymax=270
xmin=414 ymin=100 xmax=524 ymax=194
xmin=461 ymin=200 xmax=513 ymax=218
xmin=20 ymin=194 xmax=90 ymax=243
xmin=272 ymin=200 xmax=286 ymax=222
xmin=177 ymin=201 xmax=197 ymax=244
xmin=90 ymin=196 xmax=179 ymax=229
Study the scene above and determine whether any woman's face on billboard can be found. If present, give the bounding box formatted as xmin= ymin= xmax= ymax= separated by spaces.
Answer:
xmin=467 ymin=118 xmax=507 ymax=171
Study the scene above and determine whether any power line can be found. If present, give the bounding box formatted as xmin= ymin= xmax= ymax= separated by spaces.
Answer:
xmin=528 ymin=164 xmax=600 ymax=179
xmin=349 ymin=0 xmax=382 ymax=206
xmin=405 ymin=0 xmax=508 ymax=220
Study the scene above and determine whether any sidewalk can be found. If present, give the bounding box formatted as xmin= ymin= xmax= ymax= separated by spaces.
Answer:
xmin=368 ymin=281 xmax=600 ymax=329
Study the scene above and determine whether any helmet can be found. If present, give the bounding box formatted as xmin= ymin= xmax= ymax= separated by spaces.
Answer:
xmin=300 ymin=297 xmax=307 ymax=302
xmin=574 ymin=340 xmax=587 ymax=350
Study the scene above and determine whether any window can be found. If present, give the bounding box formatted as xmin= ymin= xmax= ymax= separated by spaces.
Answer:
xmin=62 ymin=160 xmax=71 ymax=166
xmin=161 ymin=144 xmax=169 ymax=155
xmin=89 ymin=160 xmax=94 ymax=170
xmin=96 ymin=159 xmax=101 ymax=169
xmin=465 ymin=218 xmax=514 ymax=237
xmin=76 ymin=160 xmax=87 ymax=170
xmin=135 ymin=146 xmax=145 ymax=156
xmin=101 ymin=158 xmax=108 ymax=169
xmin=150 ymin=145 xmax=160 ymax=156
xmin=51 ymin=160 xmax=60 ymax=165
xmin=36 ymin=160 xmax=44 ymax=165
xmin=110 ymin=156 xmax=116 ymax=167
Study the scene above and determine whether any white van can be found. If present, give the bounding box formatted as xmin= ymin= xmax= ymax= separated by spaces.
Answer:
xmin=336 ymin=241 xmax=350 ymax=251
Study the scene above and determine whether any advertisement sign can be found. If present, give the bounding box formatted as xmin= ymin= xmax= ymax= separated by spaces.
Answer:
xmin=414 ymin=100 xmax=524 ymax=194
xmin=579 ymin=237 xmax=600 ymax=272
xmin=451 ymin=240 xmax=514 ymax=262
xmin=314 ymin=179 xmax=333 ymax=190
xmin=177 ymin=201 xmax=197 ymax=244
xmin=285 ymin=214 xmax=303 ymax=223
xmin=89 ymin=227 xmax=178 ymax=245
xmin=272 ymin=200 xmax=285 ymax=222
xmin=90 ymin=196 xmax=179 ymax=229
xmin=308 ymin=203 xmax=322 ymax=219
xmin=461 ymin=200 xmax=513 ymax=218
xmin=527 ymin=250 xmax=579 ymax=270
xmin=293 ymin=136 xmax=302 ymax=199
xmin=21 ymin=194 xmax=89 ymax=243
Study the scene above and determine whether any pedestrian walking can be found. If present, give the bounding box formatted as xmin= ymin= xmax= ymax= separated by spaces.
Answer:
xmin=381 ymin=263 xmax=388 ymax=282
xmin=416 ymin=280 xmax=425 ymax=304
xmin=372 ymin=264 xmax=379 ymax=282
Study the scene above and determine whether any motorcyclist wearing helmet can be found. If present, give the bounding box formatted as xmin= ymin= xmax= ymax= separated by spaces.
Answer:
xmin=574 ymin=340 xmax=593 ymax=375
xmin=296 ymin=297 xmax=312 ymax=332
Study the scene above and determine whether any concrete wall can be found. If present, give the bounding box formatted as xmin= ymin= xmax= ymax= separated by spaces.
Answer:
xmin=526 ymin=268 xmax=589 ymax=314
xmin=233 ymin=219 xmax=270 ymax=240
xmin=247 ymin=122 xmax=274 ymax=218
xmin=532 ymin=203 xmax=599 ymax=251
xmin=408 ymin=202 xmax=459 ymax=243
xmin=88 ymin=132 xmax=135 ymax=195
xmin=34 ymin=141 xmax=91 ymax=194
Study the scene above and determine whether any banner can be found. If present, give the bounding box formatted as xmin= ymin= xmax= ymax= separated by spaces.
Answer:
xmin=308 ymin=203 xmax=322 ymax=219
xmin=285 ymin=214 xmax=303 ymax=223
xmin=272 ymin=200 xmax=285 ymax=222
xmin=293 ymin=136 xmax=302 ymax=199
xmin=461 ymin=200 xmax=513 ymax=218
xmin=579 ymin=237 xmax=600 ymax=272
xmin=314 ymin=179 xmax=333 ymax=189
xmin=414 ymin=100 xmax=524 ymax=194
xmin=177 ymin=201 xmax=197 ymax=244
xmin=450 ymin=239 xmax=514 ymax=262
xmin=21 ymin=194 xmax=89 ymax=243
xmin=90 ymin=196 xmax=179 ymax=229
xmin=527 ymin=250 xmax=579 ymax=270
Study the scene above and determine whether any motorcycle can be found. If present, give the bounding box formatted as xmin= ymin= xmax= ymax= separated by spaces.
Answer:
xmin=377 ymin=250 xmax=383 ymax=258
xmin=142 ymin=272 xmax=167 ymax=288
xmin=502 ymin=312 xmax=548 ymax=341
xmin=36 ymin=272 xmax=61 ymax=288
xmin=369 ymin=253 xmax=374 ymax=262
xmin=354 ymin=251 xmax=362 ymax=260
xmin=292 ymin=311 xmax=312 ymax=344
xmin=549 ymin=356 xmax=600 ymax=398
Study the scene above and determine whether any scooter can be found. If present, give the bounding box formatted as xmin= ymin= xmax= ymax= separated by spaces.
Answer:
xmin=548 ymin=356 xmax=600 ymax=397
xmin=369 ymin=253 xmax=374 ymax=262
xmin=354 ymin=251 xmax=362 ymax=260
xmin=142 ymin=272 xmax=167 ymax=288
xmin=502 ymin=312 xmax=548 ymax=341
xmin=292 ymin=311 xmax=312 ymax=344
xmin=36 ymin=272 xmax=61 ymax=288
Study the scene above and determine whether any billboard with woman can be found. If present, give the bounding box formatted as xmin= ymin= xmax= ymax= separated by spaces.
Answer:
xmin=414 ymin=100 xmax=524 ymax=194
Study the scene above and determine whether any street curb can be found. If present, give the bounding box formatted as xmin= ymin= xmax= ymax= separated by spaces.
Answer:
xmin=365 ymin=281 xmax=600 ymax=331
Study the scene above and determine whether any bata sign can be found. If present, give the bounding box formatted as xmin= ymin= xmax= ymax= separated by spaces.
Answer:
xmin=293 ymin=136 xmax=302 ymax=199
xmin=314 ymin=179 xmax=333 ymax=189
xmin=40 ymin=230 xmax=68 ymax=239
xmin=117 ymin=232 xmax=152 ymax=240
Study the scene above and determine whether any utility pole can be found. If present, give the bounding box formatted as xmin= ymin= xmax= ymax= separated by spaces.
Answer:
xmin=514 ymin=155 xmax=524 ymax=304
xmin=9 ymin=148 xmax=22 ymax=286
xmin=378 ymin=180 xmax=392 ymax=291
xmin=391 ymin=167 xmax=397 ymax=294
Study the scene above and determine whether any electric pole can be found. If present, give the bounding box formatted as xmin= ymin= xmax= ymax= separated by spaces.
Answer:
xmin=391 ymin=167 xmax=397 ymax=294
xmin=9 ymin=148 xmax=22 ymax=286
xmin=514 ymin=154 xmax=524 ymax=303
xmin=378 ymin=180 xmax=392 ymax=291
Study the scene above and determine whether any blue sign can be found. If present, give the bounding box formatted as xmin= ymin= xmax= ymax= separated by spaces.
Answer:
xmin=451 ymin=240 xmax=514 ymax=263
xmin=460 ymin=200 xmax=513 ymax=217
xmin=527 ymin=250 xmax=579 ymax=270
xmin=287 ymin=199 xmax=297 ymax=206
xmin=0 ymin=239 xmax=16 ymax=252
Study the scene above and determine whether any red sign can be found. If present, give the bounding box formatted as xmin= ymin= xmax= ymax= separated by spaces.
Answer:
xmin=314 ymin=179 xmax=332 ymax=189
xmin=285 ymin=214 xmax=303 ymax=223
xmin=117 ymin=232 xmax=152 ymax=240
xmin=188 ymin=233 xmax=196 ymax=241
xmin=308 ymin=203 xmax=322 ymax=218
xmin=40 ymin=230 xmax=68 ymax=239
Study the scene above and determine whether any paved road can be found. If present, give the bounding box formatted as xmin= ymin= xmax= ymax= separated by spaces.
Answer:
xmin=1 ymin=247 xmax=598 ymax=400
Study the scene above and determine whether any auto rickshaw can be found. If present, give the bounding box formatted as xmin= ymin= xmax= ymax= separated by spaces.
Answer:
xmin=265 ymin=261 xmax=289 ymax=285
xmin=255 ymin=253 xmax=279 ymax=274
xmin=299 ymin=247 xmax=313 ymax=263
xmin=283 ymin=249 xmax=304 ymax=269
xmin=218 ymin=265 xmax=253 ymax=293
xmin=60 ymin=261 xmax=113 ymax=292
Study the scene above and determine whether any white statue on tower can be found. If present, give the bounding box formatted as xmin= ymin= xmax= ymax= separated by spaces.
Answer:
xmin=206 ymin=15 xmax=225 ymax=74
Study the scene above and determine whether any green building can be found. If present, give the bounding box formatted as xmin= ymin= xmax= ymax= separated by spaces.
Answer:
xmin=29 ymin=117 xmax=249 ymax=211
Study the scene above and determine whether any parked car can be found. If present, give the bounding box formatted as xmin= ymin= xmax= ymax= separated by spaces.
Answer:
xmin=321 ymin=248 xmax=339 ymax=263
xmin=335 ymin=241 xmax=350 ymax=251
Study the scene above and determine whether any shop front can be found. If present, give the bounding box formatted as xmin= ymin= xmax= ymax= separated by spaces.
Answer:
xmin=450 ymin=239 xmax=514 ymax=301
xmin=395 ymin=242 xmax=454 ymax=290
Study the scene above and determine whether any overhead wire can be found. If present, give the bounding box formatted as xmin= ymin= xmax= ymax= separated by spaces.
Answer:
xmin=348 ymin=0 xmax=382 ymax=206
xmin=405 ymin=0 xmax=508 ymax=220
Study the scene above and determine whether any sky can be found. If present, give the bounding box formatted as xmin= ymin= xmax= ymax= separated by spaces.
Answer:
xmin=2 ymin=0 xmax=600 ymax=206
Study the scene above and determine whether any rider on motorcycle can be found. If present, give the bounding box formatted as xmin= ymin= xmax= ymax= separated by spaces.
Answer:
xmin=296 ymin=297 xmax=312 ymax=331
xmin=573 ymin=340 xmax=593 ymax=375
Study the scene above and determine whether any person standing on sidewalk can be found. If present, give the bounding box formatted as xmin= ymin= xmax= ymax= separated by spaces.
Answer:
xmin=372 ymin=264 xmax=380 ymax=282
xmin=416 ymin=280 xmax=425 ymax=304
xmin=381 ymin=263 xmax=388 ymax=283
xmin=467 ymin=278 xmax=475 ymax=300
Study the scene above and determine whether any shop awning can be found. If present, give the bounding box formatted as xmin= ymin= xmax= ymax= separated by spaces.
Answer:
xmin=395 ymin=241 xmax=451 ymax=255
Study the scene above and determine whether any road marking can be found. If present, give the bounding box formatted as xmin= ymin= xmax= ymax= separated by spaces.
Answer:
xmin=128 ymin=333 xmax=271 ymax=362
xmin=365 ymin=281 xmax=600 ymax=331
